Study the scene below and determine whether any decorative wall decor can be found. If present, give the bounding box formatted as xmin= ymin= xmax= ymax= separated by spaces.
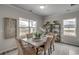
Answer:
xmin=4 ymin=17 xmax=17 ymax=39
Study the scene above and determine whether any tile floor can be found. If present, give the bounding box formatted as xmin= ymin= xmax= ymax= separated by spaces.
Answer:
xmin=5 ymin=43 xmax=79 ymax=55
xmin=51 ymin=43 xmax=79 ymax=55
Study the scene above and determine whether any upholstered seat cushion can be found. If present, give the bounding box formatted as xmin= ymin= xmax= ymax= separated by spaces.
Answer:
xmin=22 ymin=47 xmax=36 ymax=55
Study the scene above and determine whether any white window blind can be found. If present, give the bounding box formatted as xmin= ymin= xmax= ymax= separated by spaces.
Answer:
xmin=19 ymin=17 xmax=37 ymax=36
xmin=63 ymin=18 xmax=76 ymax=36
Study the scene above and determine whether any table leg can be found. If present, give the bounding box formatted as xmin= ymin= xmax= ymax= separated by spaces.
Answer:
xmin=36 ymin=48 xmax=38 ymax=55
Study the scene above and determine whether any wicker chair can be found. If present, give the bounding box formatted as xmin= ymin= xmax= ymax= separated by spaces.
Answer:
xmin=44 ymin=35 xmax=53 ymax=55
xmin=16 ymin=39 xmax=37 ymax=55
xmin=42 ymin=32 xmax=56 ymax=54
xmin=37 ymin=34 xmax=53 ymax=55
xmin=50 ymin=33 xmax=56 ymax=54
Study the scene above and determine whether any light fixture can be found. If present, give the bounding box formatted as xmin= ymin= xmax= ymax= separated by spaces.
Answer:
xmin=40 ymin=6 xmax=45 ymax=9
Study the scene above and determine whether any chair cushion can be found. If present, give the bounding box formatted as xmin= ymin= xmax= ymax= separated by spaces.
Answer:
xmin=23 ymin=47 xmax=36 ymax=55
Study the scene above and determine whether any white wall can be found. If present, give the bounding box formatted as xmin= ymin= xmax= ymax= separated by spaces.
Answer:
xmin=44 ymin=11 xmax=79 ymax=46
xmin=0 ymin=5 xmax=43 ymax=52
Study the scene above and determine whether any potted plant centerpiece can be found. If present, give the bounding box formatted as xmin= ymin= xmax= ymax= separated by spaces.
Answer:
xmin=33 ymin=32 xmax=42 ymax=41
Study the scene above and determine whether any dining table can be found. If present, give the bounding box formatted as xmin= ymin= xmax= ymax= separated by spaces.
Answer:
xmin=22 ymin=37 xmax=47 ymax=54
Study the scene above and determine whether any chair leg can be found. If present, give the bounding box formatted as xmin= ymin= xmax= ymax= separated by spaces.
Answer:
xmin=48 ymin=49 xmax=51 ymax=55
xmin=44 ymin=49 xmax=46 ymax=55
xmin=44 ymin=51 xmax=46 ymax=55
xmin=50 ymin=44 xmax=55 ymax=54
xmin=50 ymin=46 xmax=52 ymax=54
xmin=53 ymin=44 xmax=55 ymax=51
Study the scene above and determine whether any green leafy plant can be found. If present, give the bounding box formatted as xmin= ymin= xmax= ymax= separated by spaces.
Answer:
xmin=33 ymin=32 xmax=42 ymax=39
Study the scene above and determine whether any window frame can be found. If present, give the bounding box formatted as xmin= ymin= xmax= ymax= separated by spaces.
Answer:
xmin=63 ymin=18 xmax=76 ymax=37
xmin=19 ymin=18 xmax=37 ymax=36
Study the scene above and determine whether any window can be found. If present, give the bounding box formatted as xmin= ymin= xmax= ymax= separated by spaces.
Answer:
xmin=19 ymin=17 xmax=37 ymax=36
xmin=30 ymin=20 xmax=37 ymax=33
xmin=63 ymin=18 xmax=76 ymax=36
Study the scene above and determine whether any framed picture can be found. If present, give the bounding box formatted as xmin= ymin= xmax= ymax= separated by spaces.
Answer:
xmin=4 ymin=17 xmax=17 ymax=39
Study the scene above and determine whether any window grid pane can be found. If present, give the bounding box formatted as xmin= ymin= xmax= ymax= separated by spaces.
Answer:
xmin=19 ymin=27 xmax=29 ymax=36
xmin=30 ymin=20 xmax=37 ymax=27
xmin=63 ymin=18 xmax=76 ymax=36
xmin=19 ymin=18 xmax=37 ymax=36
xmin=30 ymin=28 xmax=36 ymax=33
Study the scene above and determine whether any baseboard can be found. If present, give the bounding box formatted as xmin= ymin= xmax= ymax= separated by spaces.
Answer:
xmin=60 ymin=42 xmax=79 ymax=47
xmin=0 ymin=47 xmax=17 ymax=55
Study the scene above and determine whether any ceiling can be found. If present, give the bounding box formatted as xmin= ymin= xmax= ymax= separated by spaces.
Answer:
xmin=11 ymin=4 xmax=79 ymax=17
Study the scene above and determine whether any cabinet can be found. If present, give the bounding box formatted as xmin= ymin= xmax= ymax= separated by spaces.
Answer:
xmin=53 ymin=24 xmax=61 ymax=42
